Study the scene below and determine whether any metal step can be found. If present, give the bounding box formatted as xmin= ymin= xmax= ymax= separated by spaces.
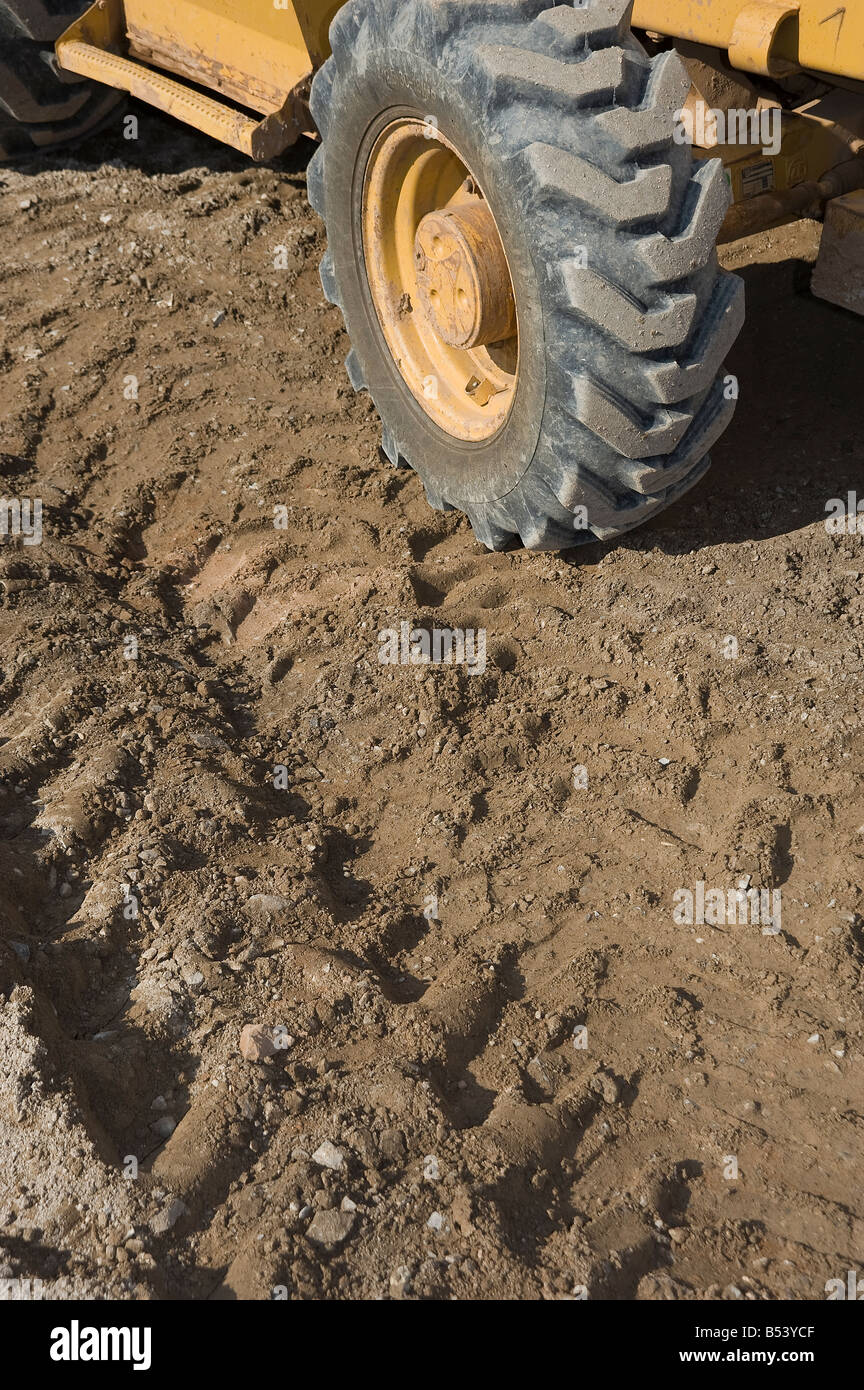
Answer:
xmin=56 ymin=37 xmax=296 ymax=160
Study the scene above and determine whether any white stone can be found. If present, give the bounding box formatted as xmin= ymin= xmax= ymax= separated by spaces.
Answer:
xmin=312 ymin=1140 xmax=345 ymax=1170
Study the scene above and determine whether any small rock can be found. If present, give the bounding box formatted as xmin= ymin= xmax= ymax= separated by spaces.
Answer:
xmin=590 ymin=1069 xmax=621 ymax=1104
xmin=239 ymin=1024 xmax=276 ymax=1061
xmin=390 ymin=1265 xmax=412 ymax=1299
xmin=423 ymin=1155 xmax=440 ymax=1181
xmin=451 ymin=1188 xmax=475 ymax=1237
xmin=306 ymin=1208 xmax=355 ymax=1250
xmin=312 ymin=1140 xmax=345 ymax=1171
xmin=190 ymin=729 xmax=228 ymax=751
xmin=242 ymin=894 xmax=292 ymax=927
xmin=378 ymin=1127 xmax=406 ymax=1163
xmin=150 ymin=1115 xmax=176 ymax=1139
xmin=149 ymin=1198 xmax=187 ymax=1235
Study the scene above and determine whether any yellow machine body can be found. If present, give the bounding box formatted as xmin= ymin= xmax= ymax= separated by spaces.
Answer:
xmin=53 ymin=0 xmax=864 ymax=254
xmin=56 ymin=1 xmax=864 ymax=142
xmin=634 ymin=1 xmax=864 ymax=83
xmin=121 ymin=0 xmax=340 ymax=114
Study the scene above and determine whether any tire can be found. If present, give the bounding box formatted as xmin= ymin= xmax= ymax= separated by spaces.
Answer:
xmin=0 ymin=1 xmax=121 ymax=159
xmin=308 ymin=0 xmax=744 ymax=550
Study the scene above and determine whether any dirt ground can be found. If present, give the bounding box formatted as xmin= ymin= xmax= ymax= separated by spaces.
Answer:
xmin=0 ymin=102 xmax=862 ymax=1302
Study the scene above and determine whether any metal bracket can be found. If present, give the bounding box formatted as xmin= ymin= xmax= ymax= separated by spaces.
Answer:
xmin=728 ymin=2 xmax=800 ymax=78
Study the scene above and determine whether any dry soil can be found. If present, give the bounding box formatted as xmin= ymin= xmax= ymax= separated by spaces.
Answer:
xmin=0 ymin=105 xmax=862 ymax=1301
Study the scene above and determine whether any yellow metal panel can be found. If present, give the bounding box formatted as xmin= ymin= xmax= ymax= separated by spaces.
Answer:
xmin=633 ymin=0 xmax=864 ymax=83
xmin=57 ymin=20 xmax=303 ymax=158
xmin=122 ymin=0 xmax=326 ymax=113
xmin=702 ymin=108 xmax=851 ymax=203
xmin=290 ymin=0 xmax=344 ymax=66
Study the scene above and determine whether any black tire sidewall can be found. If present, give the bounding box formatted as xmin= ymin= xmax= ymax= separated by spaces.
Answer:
xmin=323 ymin=49 xmax=547 ymax=508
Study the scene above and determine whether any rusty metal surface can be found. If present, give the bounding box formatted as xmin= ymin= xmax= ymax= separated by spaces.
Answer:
xmin=125 ymin=31 xmax=285 ymax=115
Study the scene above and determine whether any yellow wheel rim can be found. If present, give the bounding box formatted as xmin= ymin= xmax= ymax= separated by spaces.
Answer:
xmin=361 ymin=117 xmax=519 ymax=443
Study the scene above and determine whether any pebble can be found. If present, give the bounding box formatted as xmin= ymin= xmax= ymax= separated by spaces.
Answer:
xmin=149 ymin=1198 xmax=187 ymax=1235
xmin=150 ymin=1115 xmax=176 ymax=1139
xmin=242 ymin=894 xmax=292 ymax=927
xmin=590 ymin=1069 xmax=621 ymax=1104
xmin=378 ymin=1127 xmax=406 ymax=1162
xmin=312 ymin=1140 xmax=345 ymax=1171
xmin=423 ymin=1155 xmax=440 ymax=1181
xmin=389 ymin=1266 xmax=412 ymax=1299
xmin=306 ymin=1208 xmax=355 ymax=1250
xmin=239 ymin=1024 xmax=276 ymax=1061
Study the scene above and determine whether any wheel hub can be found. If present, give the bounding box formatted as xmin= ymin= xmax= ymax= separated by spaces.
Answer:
xmin=413 ymin=198 xmax=516 ymax=349
xmin=360 ymin=116 xmax=519 ymax=442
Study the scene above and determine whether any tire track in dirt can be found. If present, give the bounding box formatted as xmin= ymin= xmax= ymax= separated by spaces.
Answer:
xmin=0 ymin=109 xmax=862 ymax=1300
